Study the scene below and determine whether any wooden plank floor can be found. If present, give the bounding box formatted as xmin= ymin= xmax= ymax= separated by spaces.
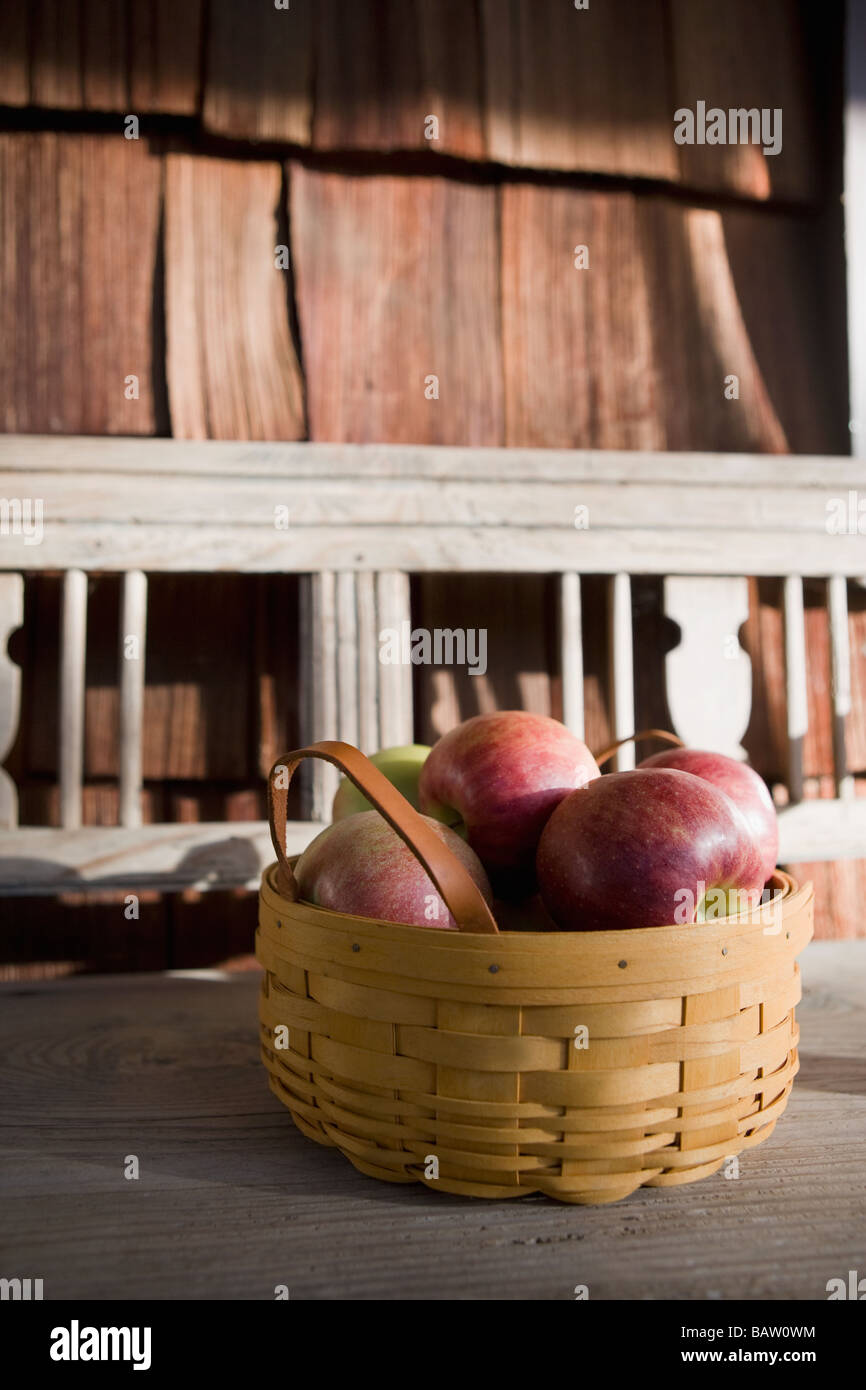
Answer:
xmin=1 ymin=943 xmax=863 ymax=1301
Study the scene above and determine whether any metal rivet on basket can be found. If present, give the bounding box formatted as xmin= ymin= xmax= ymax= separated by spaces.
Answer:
xmin=489 ymin=964 xmax=499 ymax=974
xmin=276 ymin=920 xmax=282 ymax=929
xmin=722 ymin=947 xmax=728 ymax=956
xmin=352 ymin=942 xmax=360 ymax=952
xmin=618 ymin=959 xmax=627 ymax=969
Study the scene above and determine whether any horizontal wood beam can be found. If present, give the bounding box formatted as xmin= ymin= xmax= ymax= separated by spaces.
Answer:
xmin=3 ymin=438 xmax=865 ymax=575
xmin=1 ymin=801 xmax=863 ymax=896
xmin=5 ymin=474 xmax=861 ymax=531
xmin=2 ymin=433 xmax=866 ymax=486
xmin=1 ymin=524 xmax=861 ymax=576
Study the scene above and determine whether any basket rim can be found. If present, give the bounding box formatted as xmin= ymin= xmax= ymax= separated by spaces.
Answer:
xmin=260 ymin=860 xmax=812 ymax=953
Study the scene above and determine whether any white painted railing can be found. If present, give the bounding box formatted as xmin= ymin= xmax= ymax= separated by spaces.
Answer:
xmin=0 ymin=436 xmax=864 ymax=895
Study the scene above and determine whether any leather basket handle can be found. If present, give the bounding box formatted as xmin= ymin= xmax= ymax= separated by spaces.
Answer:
xmin=267 ymin=740 xmax=499 ymax=935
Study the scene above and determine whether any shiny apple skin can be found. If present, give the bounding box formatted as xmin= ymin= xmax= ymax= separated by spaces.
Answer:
xmin=639 ymin=747 xmax=778 ymax=886
xmin=536 ymin=767 xmax=762 ymax=932
xmin=294 ymin=810 xmax=493 ymax=930
xmin=418 ymin=711 xmax=600 ymax=891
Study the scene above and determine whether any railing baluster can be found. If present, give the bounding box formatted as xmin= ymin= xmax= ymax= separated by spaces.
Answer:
xmin=356 ymin=571 xmax=379 ymax=755
xmin=119 ymin=570 xmax=147 ymax=828
xmin=376 ymin=570 xmax=414 ymax=747
xmin=783 ymin=575 xmax=808 ymax=805
xmin=559 ymin=572 xmax=584 ymax=740
xmin=663 ymin=576 xmax=751 ymax=759
xmin=0 ymin=574 xmax=24 ymax=830
xmin=827 ymin=573 xmax=853 ymax=800
xmin=336 ymin=571 xmax=360 ymax=751
xmin=308 ymin=571 xmax=339 ymax=821
xmin=608 ymin=573 xmax=635 ymax=770
xmin=60 ymin=569 xmax=87 ymax=830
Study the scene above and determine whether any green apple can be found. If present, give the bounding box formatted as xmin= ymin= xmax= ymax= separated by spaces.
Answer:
xmin=331 ymin=744 xmax=432 ymax=821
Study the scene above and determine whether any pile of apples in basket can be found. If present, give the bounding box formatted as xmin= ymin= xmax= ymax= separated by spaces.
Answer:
xmin=295 ymin=712 xmax=779 ymax=934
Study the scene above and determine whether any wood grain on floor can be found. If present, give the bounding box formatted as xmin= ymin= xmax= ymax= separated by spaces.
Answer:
xmin=1 ymin=942 xmax=863 ymax=1300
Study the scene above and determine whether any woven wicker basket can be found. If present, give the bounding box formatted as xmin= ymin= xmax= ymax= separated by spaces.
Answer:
xmin=258 ymin=741 xmax=813 ymax=1205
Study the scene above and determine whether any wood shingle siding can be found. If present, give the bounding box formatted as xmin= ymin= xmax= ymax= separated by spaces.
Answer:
xmin=291 ymin=165 xmax=503 ymax=444
xmin=0 ymin=133 xmax=162 ymax=434
xmin=668 ymin=0 xmax=818 ymax=201
xmin=165 ymin=154 xmax=306 ymax=440
xmin=312 ymin=0 xmax=485 ymax=158
xmin=501 ymin=187 xmax=848 ymax=453
xmin=482 ymin=0 xmax=678 ymax=182
xmin=0 ymin=0 xmax=831 ymax=202
xmin=0 ymin=0 xmax=204 ymax=115
xmin=203 ymin=0 xmax=312 ymax=144
xmin=127 ymin=0 xmax=203 ymax=116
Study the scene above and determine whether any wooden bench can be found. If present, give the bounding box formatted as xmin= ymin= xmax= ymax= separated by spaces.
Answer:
xmin=0 ymin=434 xmax=864 ymax=897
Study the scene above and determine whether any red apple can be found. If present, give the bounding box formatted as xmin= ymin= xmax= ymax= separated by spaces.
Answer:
xmin=536 ymin=767 xmax=765 ymax=932
xmin=418 ymin=711 xmax=601 ymax=892
xmin=294 ymin=810 xmax=493 ymax=930
xmin=638 ymin=747 xmax=778 ymax=886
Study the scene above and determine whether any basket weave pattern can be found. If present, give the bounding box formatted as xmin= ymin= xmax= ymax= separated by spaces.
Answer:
xmin=257 ymin=864 xmax=813 ymax=1205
